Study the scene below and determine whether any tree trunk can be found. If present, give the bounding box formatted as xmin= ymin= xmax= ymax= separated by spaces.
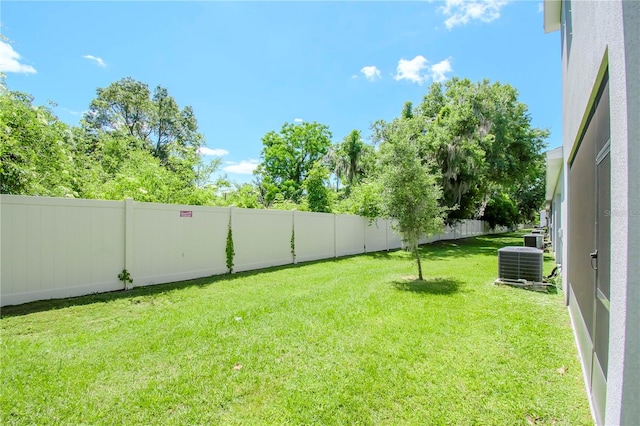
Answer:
xmin=415 ymin=246 xmax=423 ymax=281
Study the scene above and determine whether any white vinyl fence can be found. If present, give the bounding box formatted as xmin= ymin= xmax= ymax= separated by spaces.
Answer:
xmin=0 ymin=195 xmax=505 ymax=306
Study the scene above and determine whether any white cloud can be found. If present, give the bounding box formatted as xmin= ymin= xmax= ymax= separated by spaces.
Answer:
xmin=198 ymin=147 xmax=229 ymax=156
xmin=430 ymin=58 xmax=454 ymax=83
xmin=223 ymin=159 xmax=260 ymax=175
xmin=360 ymin=65 xmax=381 ymax=82
xmin=441 ymin=0 xmax=508 ymax=29
xmin=293 ymin=118 xmax=304 ymax=124
xmin=60 ymin=107 xmax=83 ymax=116
xmin=537 ymin=2 xmax=544 ymax=13
xmin=82 ymin=54 xmax=106 ymax=68
xmin=0 ymin=40 xmax=36 ymax=74
xmin=395 ymin=55 xmax=430 ymax=85
xmin=395 ymin=55 xmax=454 ymax=85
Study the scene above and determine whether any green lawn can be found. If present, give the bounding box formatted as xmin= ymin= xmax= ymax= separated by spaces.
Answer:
xmin=1 ymin=232 xmax=592 ymax=425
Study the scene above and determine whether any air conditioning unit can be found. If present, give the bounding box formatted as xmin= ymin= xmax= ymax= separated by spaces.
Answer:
xmin=524 ymin=233 xmax=543 ymax=249
xmin=498 ymin=246 xmax=543 ymax=283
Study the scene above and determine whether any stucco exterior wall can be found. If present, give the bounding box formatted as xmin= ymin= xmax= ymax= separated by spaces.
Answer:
xmin=560 ymin=1 xmax=639 ymax=424
xmin=614 ymin=3 xmax=640 ymax=425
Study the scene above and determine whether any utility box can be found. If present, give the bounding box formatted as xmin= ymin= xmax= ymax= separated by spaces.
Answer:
xmin=524 ymin=233 xmax=543 ymax=249
xmin=498 ymin=246 xmax=544 ymax=283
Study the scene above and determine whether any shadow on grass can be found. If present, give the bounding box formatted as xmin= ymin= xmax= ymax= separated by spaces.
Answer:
xmin=0 ymin=262 xmax=296 ymax=318
xmin=0 ymin=254 xmax=378 ymax=318
xmin=391 ymin=277 xmax=463 ymax=295
xmin=1 ymin=232 xmax=528 ymax=318
xmin=495 ymin=280 xmax=560 ymax=295
xmin=366 ymin=232 xmax=530 ymax=262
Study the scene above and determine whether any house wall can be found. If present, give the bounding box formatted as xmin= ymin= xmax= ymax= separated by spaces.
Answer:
xmin=559 ymin=1 xmax=640 ymax=424
xmin=550 ymin=170 xmax=564 ymax=268
xmin=544 ymin=146 xmax=563 ymax=271
xmin=613 ymin=4 xmax=640 ymax=425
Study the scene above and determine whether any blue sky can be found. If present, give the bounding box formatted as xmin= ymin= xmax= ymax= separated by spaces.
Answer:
xmin=1 ymin=1 xmax=560 ymax=183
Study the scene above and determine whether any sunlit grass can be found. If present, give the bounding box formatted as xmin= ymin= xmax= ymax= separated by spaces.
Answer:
xmin=1 ymin=232 xmax=592 ymax=425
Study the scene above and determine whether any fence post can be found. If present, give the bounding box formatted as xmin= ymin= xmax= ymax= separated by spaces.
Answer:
xmin=333 ymin=213 xmax=338 ymax=258
xmin=385 ymin=219 xmax=389 ymax=251
xmin=124 ymin=198 xmax=134 ymax=289
xmin=363 ymin=217 xmax=367 ymax=253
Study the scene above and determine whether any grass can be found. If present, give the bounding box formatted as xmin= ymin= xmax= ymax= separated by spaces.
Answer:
xmin=1 ymin=232 xmax=592 ymax=425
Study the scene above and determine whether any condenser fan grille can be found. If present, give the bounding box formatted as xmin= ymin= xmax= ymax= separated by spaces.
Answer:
xmin=498 ymin=246 xmax=543 ymax=282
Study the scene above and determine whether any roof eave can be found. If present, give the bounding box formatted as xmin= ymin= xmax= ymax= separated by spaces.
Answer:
xmin=544 ymin=0 xmax=562 ymax=33
xmin=545 ymin=147 xmax=563 ymax=201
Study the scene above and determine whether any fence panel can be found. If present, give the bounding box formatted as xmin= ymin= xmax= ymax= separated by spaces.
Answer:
xmin=336 ymin=214 xmax=365 ymax=257
xmin=132 ymin=203 xmax=228 ymax=286
xmin=365 ymin=219 xmax=388 ymax=252
xmin=460 ymin=221 xmax=468 ymax=239
xmin=387 ymin=221 xmax=404 ymax=249
xmin=468 ymin=220 xmax=477 ymax=237
xmin=0 ymin=196 xmax=125 ymax=306
xmin=424 ymin=234 xmax=439 ymax=244
xmin=441 ymin=225 xmax=456 ymax=240
xmin=1 ymin=196 xmax=504 ymax=306
xmin=233 ymin=208 xmax=292 ymax=272
xmin=295 ymin=212 xmax=334 ymax=263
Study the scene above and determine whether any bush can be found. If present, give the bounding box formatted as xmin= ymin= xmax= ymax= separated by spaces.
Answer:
xmin=482 ymin=192 xmax=519 ymax=229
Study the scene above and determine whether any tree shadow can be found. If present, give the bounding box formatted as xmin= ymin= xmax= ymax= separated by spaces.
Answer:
xmin=365 ymin=232 xmax=530 ymax=263
xmin=0 ymin=254 xmax=398 ymax=318
xmin=1 ymin=232 xmax=528 ymax=318
xmin=363 ymin=249 xmax=403 ymax=261
xmin=417 ymin=233 xmax=526 ymax=260
xmin=391 ymin=277 xmax=463 ymax=295
xmin=0 ymin=265 xmax=300 ymax=318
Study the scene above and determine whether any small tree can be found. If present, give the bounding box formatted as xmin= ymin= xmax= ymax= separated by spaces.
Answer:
xmin=378 ymin=120 xmax=444 ymax=281
xmin=225 ymin=217 xmax=235 ymax=273
xmin=304 ymin=161 xmax=332 ymax=213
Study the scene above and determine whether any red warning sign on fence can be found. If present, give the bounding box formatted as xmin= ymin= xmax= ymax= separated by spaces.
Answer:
xmin=180 ymin=211 xmax=193 ymax=217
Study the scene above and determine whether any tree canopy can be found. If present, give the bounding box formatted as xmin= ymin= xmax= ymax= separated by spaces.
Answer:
xmin=1 ymin=78 xmax=219 ymax=205
xmin=370 ymin=78 xmax=548 ymax=226
xmin=84 ymin=78 xmax=203 ymax=157
xmin=255 ymin=121 xmax=332 ymax=205
xmin=0 ymin=90 xmax=75 ymax=197
xmin=1 ymin=76 xmax=548 ymax=227
xmin=418 ymin=78 xmax=548 ymax=224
